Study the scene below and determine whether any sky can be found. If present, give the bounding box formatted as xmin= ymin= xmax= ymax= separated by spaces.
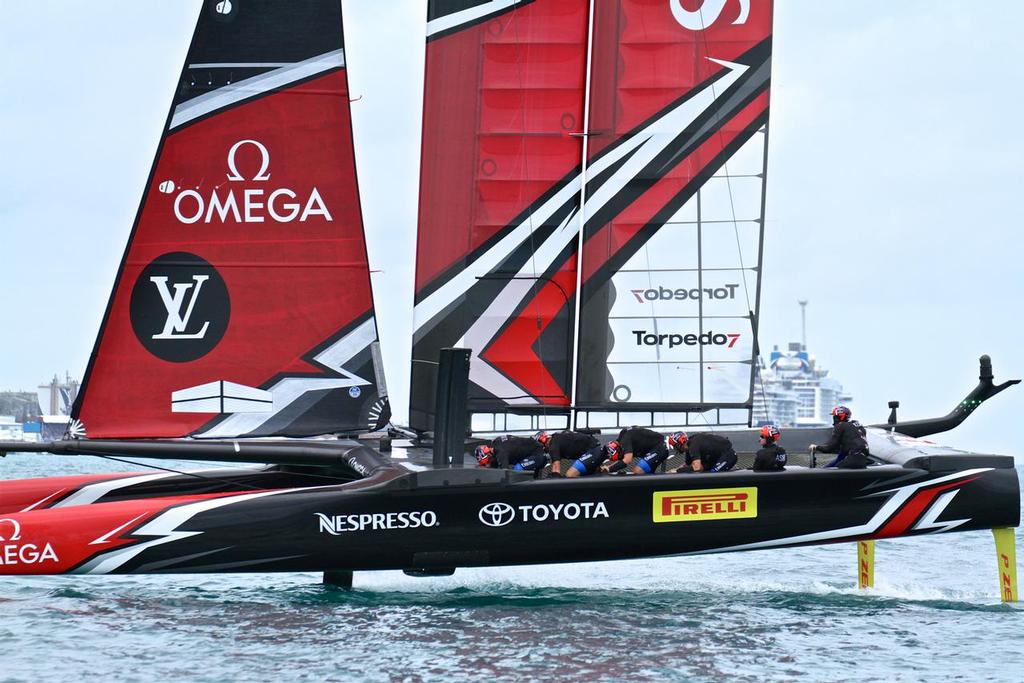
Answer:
xmin=0 ymin=1 xmax=1021 ymax=456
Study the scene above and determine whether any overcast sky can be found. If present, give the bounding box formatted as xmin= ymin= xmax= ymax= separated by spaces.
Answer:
xmin=0 ymin=1 xmax=1021 ymax=456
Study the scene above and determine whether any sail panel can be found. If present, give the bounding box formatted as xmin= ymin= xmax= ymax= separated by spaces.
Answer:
xmin=575 ymin=0 xmax=772 ymax=421
xmin=72 ymin=0 xmax=388 ymax=438
xmin=411 ymin=0 xmax=590 ymax=431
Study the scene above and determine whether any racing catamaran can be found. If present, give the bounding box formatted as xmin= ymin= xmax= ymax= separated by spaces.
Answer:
xmin=0 ymin=0 xmax=1018 ymax=597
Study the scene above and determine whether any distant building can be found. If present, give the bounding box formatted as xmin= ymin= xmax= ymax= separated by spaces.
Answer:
xmin=0 ymin=374 xmax=80 ymax=442
xmin=22 ymin=420 xmax=42 ymax=443
xmin=752 ymin=342 xmax=852 ymax=428
xmin=40 ymin=414 xmax=70 ymax=441
xmin=38 ymin=373 xmax=79 ymax=417
xmin=0 ymin=415 xmax=24 ymax=441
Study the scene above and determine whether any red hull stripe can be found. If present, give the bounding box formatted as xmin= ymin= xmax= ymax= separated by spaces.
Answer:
xmin=874 ymin=477 xmax=980 ymax=539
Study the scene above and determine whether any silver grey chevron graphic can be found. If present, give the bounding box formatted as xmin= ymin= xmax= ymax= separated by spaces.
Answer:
xmin=170 ymin=50 xmax=345 ymax=129
xmin=194 ymin=317 xmax=377 ymax=438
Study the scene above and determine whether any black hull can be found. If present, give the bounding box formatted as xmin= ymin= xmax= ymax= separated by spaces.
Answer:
xmin=2 ymin=463 xmax=1008 ymax=576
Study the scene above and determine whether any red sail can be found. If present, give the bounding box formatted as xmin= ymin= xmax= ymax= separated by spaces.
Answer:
xmin=411 ymin=0 xmax=590 ymax=431
xmin=576 ymin=0 xmax=772 ymax=422
xmin=73 ymin=0 xmax=388 ymax=438
xmin=412 ymin=0 xmax=772 ymax=430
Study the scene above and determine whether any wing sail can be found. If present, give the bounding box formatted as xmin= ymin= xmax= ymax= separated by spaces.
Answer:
xmin=72 ymin=0 xmax=388 ymax=438
xmin=410 ymin=0 xmax=590 ymax=432
xmin=573 ymin=0 xmax=772 ymax=428
xmin=412 ymin=0 xmax=773 ymax=432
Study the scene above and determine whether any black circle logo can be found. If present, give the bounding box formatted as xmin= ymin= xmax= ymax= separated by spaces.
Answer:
xmin=130 ymin=252 xmax=230 ymax=363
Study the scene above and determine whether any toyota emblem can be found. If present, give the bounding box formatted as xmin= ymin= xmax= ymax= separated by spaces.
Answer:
xmin=478 ymin=502 xmax=516 ymax=527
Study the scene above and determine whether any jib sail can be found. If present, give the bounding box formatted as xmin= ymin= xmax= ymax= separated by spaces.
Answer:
xmin=574 ymin=0 xmax=772 ymax=427
xmin=412 ymin=0 xmax=771 ymax=431
xmin=411 ymin=0 xmax=591 ymax=431
xmin=72 ymin=0 xmax=389 ymax=438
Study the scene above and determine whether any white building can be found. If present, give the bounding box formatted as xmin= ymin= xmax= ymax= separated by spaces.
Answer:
xmin=38 ymin=373 xmax=79 ymax=416
xmin=0 ymin=415 xmax=24 ymax=441
xmin=752 ymin=342 xmax=851 ymax=428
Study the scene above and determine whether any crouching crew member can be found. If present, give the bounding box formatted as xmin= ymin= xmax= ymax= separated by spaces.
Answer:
xmin=753 ymin=425 xmax=787 ymax=472
xmin=810 ymin=406 xmax=870 ymax=469
xmin=670 ymin=431 xmax=737 ymax=473
xmin=537 ymin=430 xmax=599 ymax=477
xmin=474 ymin=435 xmax=548 ymax=478
xmin=600 ymin=426 xmax=669 ymax=475
xmin=565 ymin=440 xmax=619 ymax=478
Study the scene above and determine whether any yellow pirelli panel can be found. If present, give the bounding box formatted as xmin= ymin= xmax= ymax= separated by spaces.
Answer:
xmin=652 ymin=487 xmax=758 ymax=523
xmin=992 ymin=527 xmax=1018 ymax=603
xmin=858 ymin=540 xmax=875 ymax=589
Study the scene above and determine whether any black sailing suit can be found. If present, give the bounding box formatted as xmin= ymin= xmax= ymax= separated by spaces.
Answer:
xmin=570 ymin=443 xmax=612 ymax=476
xmin=615 ymin=427 xmax=668 ymax=474
xmin=489 ymin=435 xmax=547 ymax=477
xmin=548 ymin=431 xmax=599 ymax=469
xmin=753 ymin=443 xmax=787 ymax=472
xmin=682 ymin=432 xmax=737 ymax=472
xmin=817 ymin=420 xmax=869 ymax=469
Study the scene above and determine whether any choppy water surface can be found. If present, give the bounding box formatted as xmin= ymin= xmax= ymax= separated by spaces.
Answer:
xmin=2 ymin=454 xmax=1021 ymax=682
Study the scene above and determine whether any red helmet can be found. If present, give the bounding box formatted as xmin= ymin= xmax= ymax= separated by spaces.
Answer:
xmin=474 ymin=445 xmax=494 ymax=466
xmin=667 ymin=432 xmax=688 ymax=451
xmin=534 ymin=431 xmax=551 ymax=448
xmin=831 ymin=406 xmax=852 ymax=422
xmin=759 ymin=425 xmax=781 ymax=442
xmin=606 ymin=440 xmax=621 ymax=461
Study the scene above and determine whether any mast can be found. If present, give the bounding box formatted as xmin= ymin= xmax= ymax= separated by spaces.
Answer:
xmin=569 ymin=0 xmax=597 ymax=430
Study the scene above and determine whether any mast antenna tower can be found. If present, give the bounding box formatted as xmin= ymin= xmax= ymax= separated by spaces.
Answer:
xmin=798 ymin=300 xmax=808 ymax=351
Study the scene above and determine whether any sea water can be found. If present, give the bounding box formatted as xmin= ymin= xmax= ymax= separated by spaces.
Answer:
xmin=1 ymin=454 xmax=1021 ymax=682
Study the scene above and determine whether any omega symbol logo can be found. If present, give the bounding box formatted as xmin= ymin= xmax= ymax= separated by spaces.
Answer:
xmin=478 ymin=502 xmax=516 ymax=527
xmin=130 ymin=252 xmax=230 ymax=363
xmin=166 ymin=139 xmax=332 ymax=225
xmin=226 ymin=139 xmax=271 ymax=182
xmin=0 ymin=518 xmax=22 ymax=542
xmin=670 ymin=0 xmax=750 ymax=31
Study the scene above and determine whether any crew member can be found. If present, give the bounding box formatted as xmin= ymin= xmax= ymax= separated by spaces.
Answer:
xmin=670 ymin=431 xmax=737 ymax=473
xmin=600 ymin=426 xmax=669 ymax=475
xmin=566 ymin=440 xmax=619 ymax=478
xmin=474 ymin=434 xmax=548 ymax=478
xmin=810 ymin=406 xmax=870 ymax=469
xmin=537 ymin=430 xmax=599 ymax=477
xmin=752 ymin=425 xmax=787 ymax=472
